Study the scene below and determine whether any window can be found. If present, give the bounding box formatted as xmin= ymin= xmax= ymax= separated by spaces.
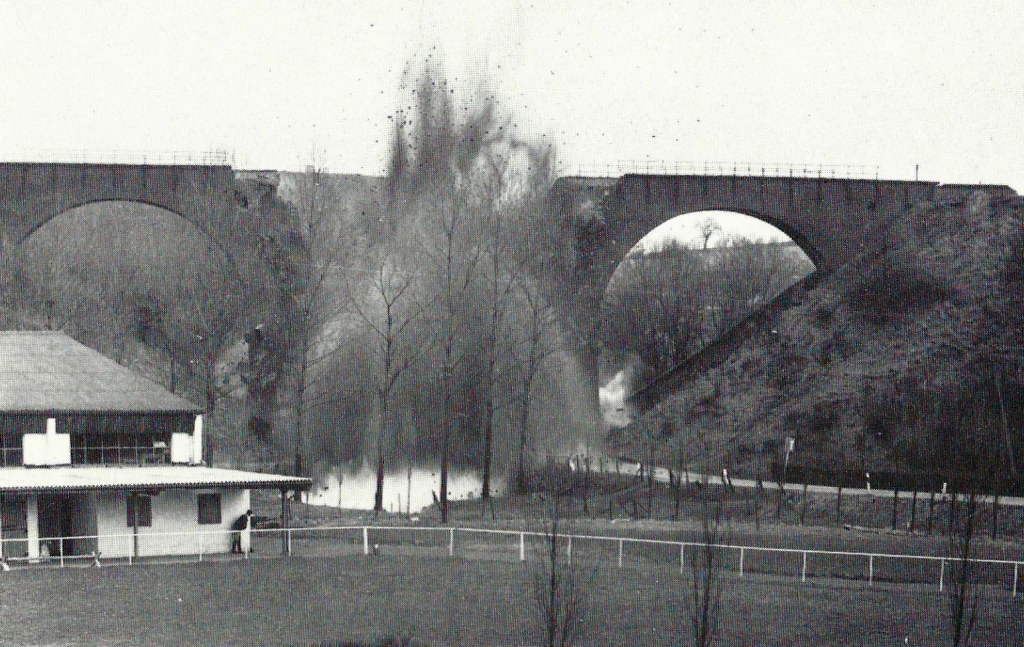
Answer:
xmin=126 ymin=494 xmax=152 ymax=527
xmin=72 ymin=433 xmax=171 ymax=466
xmin=197 ymin=493 xmax=221 ymax=525
xmin=0 ymin=432 xmax=22 ymax=467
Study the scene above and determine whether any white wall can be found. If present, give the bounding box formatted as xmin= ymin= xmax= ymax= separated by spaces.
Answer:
xmin=95 ymin=488 xmax=250 ymax=558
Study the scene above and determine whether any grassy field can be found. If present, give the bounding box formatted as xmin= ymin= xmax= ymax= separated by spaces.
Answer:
xmin=1 ymin=549 xmax=1021 ymax=647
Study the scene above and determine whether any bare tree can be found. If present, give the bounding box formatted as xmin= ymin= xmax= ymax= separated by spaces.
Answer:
xmin=348 ymin=245 xmax=424 ymax=516
xmin=684 ymin=418 xmax=729 ymax=647
xmin=940 ymin=382 xmax=1001 ymax=647
xmin=531 ymin=476 xmax=589 ymax=647
xmin=510 ymin=278 xmax=560 ymax=493
xmin=276 ymin=164 xmax=354 ymax=476
xmin=697 ymin=218 xmax=721 ymax=251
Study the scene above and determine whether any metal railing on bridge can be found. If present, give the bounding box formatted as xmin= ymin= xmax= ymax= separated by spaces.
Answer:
xmin=1 ymin=149 xmax=236 ymax=166
xmin=562 ymin=160 xmax=883 ymax=180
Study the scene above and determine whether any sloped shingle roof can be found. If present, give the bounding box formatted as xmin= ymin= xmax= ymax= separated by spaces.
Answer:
xmin=0 ymin=332 xmax=201 ymax=414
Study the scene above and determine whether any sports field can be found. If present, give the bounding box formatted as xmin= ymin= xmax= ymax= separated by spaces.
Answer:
xmin=1 ymin=546 xmax=1020 ymax=646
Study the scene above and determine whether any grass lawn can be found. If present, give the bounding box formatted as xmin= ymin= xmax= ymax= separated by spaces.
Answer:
xmin=1 ymin=550 xmax=1021 ymax=646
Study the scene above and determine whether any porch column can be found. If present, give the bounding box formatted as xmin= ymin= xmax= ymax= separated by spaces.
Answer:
xmin=129 ymin=493 xmax=140 ymax=560
xmin=26 ymin=494 xmax=39 ymax=561
xmin=0 ymin=492 xmax=5 ymax=561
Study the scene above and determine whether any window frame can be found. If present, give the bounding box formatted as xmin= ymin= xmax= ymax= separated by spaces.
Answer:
xmin=197 ymin=492 xmax=222 ymax=525
xmin=126 ymin=493 xmax=153 ymax=527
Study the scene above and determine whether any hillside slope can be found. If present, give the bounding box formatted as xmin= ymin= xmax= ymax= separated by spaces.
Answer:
xmin=620 ymin=189 xmax=1024 ymax=486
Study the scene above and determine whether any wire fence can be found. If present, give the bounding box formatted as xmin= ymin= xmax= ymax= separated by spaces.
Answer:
xmin=561 ymin=161 xmax=884 ymax=180
xmin=1 ymin=525 xmax=1020 ymax=596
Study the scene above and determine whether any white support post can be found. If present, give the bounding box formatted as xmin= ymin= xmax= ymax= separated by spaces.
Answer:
xmin=679 ymin=544 xmax=685 ymax=574
xmin=59 ymin=537 xmax=65 ymax=568
xmin=567 ymin=536 xmax=572 ymax=566
xmin=448 ymin=528 xmax=454 ymax=557
xmin=26 ymin=494 xmax=39 ymax=563
xmin=363 ymin=527 xmax=369 ymax=555
xmin=519 ymin=533 xmax=525 ymax=562
xmin=939 ymin=559 xmax=945 ymax=592
xmin=287 ymin=528 xmax=292 ymax=556
xmin=739 ymin=547 xmax=745 ymax=577
xmin=869 ymin=555 xmax=874 ymax=586
xmin=1013 ymin=563 xmax=1018 ymax=598
xmin=801 ymin=551 xmax=807 ymax=583
xmin=618 ymin=539 xmax=623 ymax=569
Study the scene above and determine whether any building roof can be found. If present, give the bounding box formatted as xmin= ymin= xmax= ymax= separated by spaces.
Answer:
xmin=0 ymin=332 xmax=201 ymax=414
xmin=0 ymin=466 xmax=312 ymax=492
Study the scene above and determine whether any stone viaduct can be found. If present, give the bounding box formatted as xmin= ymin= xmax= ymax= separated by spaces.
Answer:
xmin=548 ymin=173 xmax=1015 ymax=418
xmin=1 ymin=162 xmax=1013 ymax=423
xmin=0 ymin=163 xmax=242 ymax=244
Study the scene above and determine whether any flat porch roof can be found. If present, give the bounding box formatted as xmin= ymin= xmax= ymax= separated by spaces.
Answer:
xmin=0 ymin=466 xmax=312 ymax=493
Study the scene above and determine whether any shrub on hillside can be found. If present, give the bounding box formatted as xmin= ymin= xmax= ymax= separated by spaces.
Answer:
xmin=845 ymin=248 xmax=953 ymax=323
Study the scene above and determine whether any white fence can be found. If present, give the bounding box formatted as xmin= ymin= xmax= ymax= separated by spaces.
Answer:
xmin=2 ymin=525 xmax=1020 ymax=597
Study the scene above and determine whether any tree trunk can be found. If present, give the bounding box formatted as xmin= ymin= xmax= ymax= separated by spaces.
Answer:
xmin=373 ymin=405 xmax=387 ymax=517
xmin=516 ymin=381 xmax=533 ymax=495
xmin=948 ymin=492 xmax=957 ymax=537
xmin=928 ymin=490 xmax=936 ymax=534
xmin=582 ymin=455 xmax=591 ymax=517
xmin=481 ymin=408 xmax=494 ymax=497
xmin=646 ymin=458 xmax=655 ymax=520
xmin=799 ymin=481 xmax=809 ymax=525
xmin=835 ymin=485 xmax=843 ymax=528
xmin=991 ymin=493 xmax=1000 ymax=540
xmin=440 ymin=373 xmax=453 ymax=524
xmin=891 ymin=486 xmax=900 ymax=531
xmin=909 ymin=488 xmax=918 ymax=534
xmin=677 ymin=452 xmax=689 ymax=521
xmin=481 ymin=359 xmax=496 ymax=503
xmin=755 ymin=469 xmax=764 ymax=530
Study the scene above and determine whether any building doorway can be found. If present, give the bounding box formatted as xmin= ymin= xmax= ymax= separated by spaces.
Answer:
xmin=37 ymin=493 xmax=97 ymax=557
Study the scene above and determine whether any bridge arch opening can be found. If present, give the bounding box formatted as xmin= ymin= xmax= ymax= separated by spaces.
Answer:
xmin=9 ymin=200 xmax=242 ymax=385
xmin=598 ymin=210 xmax=816 ymax=427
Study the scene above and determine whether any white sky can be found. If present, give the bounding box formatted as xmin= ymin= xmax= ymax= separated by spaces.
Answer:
xmin=2 ymin=2 xmax=1022 ymax=191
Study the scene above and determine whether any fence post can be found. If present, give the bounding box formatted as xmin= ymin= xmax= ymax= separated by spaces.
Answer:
xmin=939 ymin=559 xmax=945 ymax=592
xmin=1014 ymin=563 xmax=1018 ymax=598
xmin=59 ymin=538 xmax=65 ymax=568
xmin=679 ymin=544 xmax=685 ymax=574
xmin=519 ymin=533 xmax=525 ymax=562
xmin=567 ymin=536 xmax=572 ymax=566
xmin=363 ymin=527 xmax=369 ymax=556
xmin=739 ymin=547 xmax=744 ymax=577
xmin=287 ymin=528 xmax=292 ymax=557
xmin=801 ymin=552 xmax=807 ymax=583
xmin=618 ymin=539 xmax=623 ymax=569
xmin=869 ymin=555 xmax=874 ymax=586
xmin=449 ymin=528 xmax=454 ymax=557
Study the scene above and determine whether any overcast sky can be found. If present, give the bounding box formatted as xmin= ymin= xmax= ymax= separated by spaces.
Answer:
xmin=2 ymin=2 xmax=1022 ymax=193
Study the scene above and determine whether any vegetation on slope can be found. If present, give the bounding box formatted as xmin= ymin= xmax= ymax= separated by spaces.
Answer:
xmin=623 ymin=190 xmax=1024 ymax=493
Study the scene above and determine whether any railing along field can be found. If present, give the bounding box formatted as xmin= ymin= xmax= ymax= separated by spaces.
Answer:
xmin=1 ymin=525 xmax=1020 ymax=598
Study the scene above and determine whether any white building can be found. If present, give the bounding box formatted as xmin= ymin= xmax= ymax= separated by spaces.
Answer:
xmin=0 ymin=332 xmax=310 ymax=563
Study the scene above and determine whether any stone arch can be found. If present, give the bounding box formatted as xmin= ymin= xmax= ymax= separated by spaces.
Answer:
xmin=0 ymin=163 xmax=236 ymax=244
xmin=551 ymin=173 xmax=993 ymax=421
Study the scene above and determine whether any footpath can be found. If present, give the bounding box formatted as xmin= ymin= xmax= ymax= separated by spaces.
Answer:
xmin=578 ymin=458 xmax=1024 ymax=507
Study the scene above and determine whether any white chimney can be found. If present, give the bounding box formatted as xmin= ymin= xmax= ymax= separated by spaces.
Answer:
xmin=192 ymin=415 xmax=203 ymax=464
